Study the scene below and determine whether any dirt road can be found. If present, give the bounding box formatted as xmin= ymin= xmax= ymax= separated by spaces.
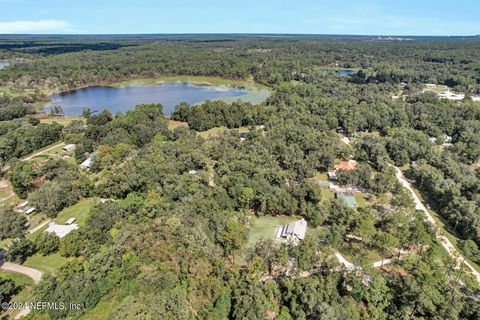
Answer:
xmin=394 ymin=166 xmax=480 ymax=283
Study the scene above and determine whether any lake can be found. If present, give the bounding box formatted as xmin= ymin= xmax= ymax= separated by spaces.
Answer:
xmin=43 ymin=83 xmax=248 ymax=116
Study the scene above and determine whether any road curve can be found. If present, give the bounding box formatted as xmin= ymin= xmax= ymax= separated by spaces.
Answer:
xmin=393 ymin=166 xmax=480 ymax=283
xmin=0 ymin=262 xmax=43 ymax=283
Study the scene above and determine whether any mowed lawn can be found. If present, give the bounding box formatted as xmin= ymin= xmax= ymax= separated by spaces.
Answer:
xmin=247 ymin=215 xmax=298 ymax=248
xmin=54 ymin=197 xmax=98 ymax=226
xmin=29 ymin=198 xmax=97 ymax=241
xmin=23 ymin=252 xmax=70 ymax=273
xmin=236 ymin=215 xmax=299 ymax=264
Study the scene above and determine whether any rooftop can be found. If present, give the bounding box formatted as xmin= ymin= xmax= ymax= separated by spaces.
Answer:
xmin=335 ymin=160 xmax=358 ymax=171
xmin=45 ymin=222 xmax=79 ymax=238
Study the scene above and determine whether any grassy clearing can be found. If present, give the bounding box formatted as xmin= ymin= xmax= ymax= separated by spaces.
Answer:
xmin=111 ymin=75 xmax=268 ymax=90
xmin=166 ymin=118 xmax=188 ymax=131
xmin=236 ymin=215 xmax=298 ymax=264
xmin=246 ymin=215 xmax=297 ymax=248
xmin=23 ymin=253 xmax=69 ymax=273
xmin=0 ymin=180 xmax=19 ymax=205
xmin=0 ymin=270 xmax=34 ymax=286
xmin=320 ymin=189 xmax=335 ymax=202
xmin=38 ymin=116 xmax=84 ymax=126
xmin=54 ymin=197 xmax=97 ymax=226
xmin=196 ymin=126 xmax=251 ymax=138
xmin=354 ymin=193 xmax=368 ymax=208
xmin=341 ymin=243 xmax=383 ymax=264
xmin=311 ymin=172 xmax=329 ymax=183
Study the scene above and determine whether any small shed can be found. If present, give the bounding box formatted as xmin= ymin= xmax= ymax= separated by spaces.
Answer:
xmin=65 ymin=218 xmax=76 ymax=225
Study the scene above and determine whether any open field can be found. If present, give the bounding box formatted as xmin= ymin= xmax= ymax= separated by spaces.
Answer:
xmin=38 ymin=115 xmax=85 ymax=126
xmin=23 ymin=252 xmax=69 ymax=273
xmin=110 ymin=75 xmax=269 ymax=90
xmin=247 ymin=215 xmax=298 ymax=247
xmin=54 ymin=197 xmax=97 ymax=226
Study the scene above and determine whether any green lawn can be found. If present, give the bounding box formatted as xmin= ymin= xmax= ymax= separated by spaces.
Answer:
xmin=29 ymin=198 xmax=97 ymax=240
xmin=23 ymin=252 xmax=69 ymax=273
xmin=247 ymin=215 xmax=297 ymax=247
xmin=320 ymin=189 xmax=335 ymax=202
xmin=237 ymin=215 xmax=305 ymax=264
xmin=354 ymin=193 xmax=368 ymax=208
xmin=54 ymin=197 xmax=98 ymax=226
xmin=0 ymin=270 xmax=34 ymax=286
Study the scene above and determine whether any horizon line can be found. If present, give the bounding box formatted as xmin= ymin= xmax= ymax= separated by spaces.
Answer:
xmin=0 ymin=33 xmax=479 ymax=38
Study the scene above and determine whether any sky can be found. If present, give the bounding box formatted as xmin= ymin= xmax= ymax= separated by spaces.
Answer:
xmin=0 ymin=0 xmax=479 ymax=36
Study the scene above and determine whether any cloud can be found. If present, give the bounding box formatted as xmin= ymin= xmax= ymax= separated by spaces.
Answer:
xmin=0 ymin=19 xmax=71 ymax=33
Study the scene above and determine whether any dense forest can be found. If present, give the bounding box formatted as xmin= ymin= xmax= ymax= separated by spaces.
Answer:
xmin=0 ymin=35 xmax=480 ymax=319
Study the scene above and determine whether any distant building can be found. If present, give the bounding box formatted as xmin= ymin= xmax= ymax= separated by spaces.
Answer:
xmin=336 ymin=192 xmax=357 ymax=209
xmin=276 ymin=219 xmax=307 ymax=242
xmin=45 ymin=222 xmax=79 ymax=238
xmin=335 ymin=160 xmax=358 ymax=171
xmin=62 ymin=144 xmax=75 ymax=152
xmin=65 ymin=218 xmax=76 ymax=225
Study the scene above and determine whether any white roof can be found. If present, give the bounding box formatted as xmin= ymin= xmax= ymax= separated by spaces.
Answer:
xmin=65 ymin=218 xmax=76 ymax=225
xmin=281 ymin=219 xmax=307 ymax=240
xmin=25 ymin=207 xmax=36 ymax=214
xmin=80 ymin=157 xmax=93 ymax=168
xmin=63 ymin=144 xmax=75 ymax=151
xmin=45 ymin=222 xmax=79 ymax=238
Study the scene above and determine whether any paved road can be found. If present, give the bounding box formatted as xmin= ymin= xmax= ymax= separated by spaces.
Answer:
xmin=393 ymin=166 xmax=480 ymax=283
xmin=0 ymin=262 xmax=43 ymax=283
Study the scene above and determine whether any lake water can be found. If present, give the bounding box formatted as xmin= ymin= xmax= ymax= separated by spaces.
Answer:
xmin=44 ymin=83 xmax=247 ymax=116
xmin=336 ymin=69 xmax=355 ymax=75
